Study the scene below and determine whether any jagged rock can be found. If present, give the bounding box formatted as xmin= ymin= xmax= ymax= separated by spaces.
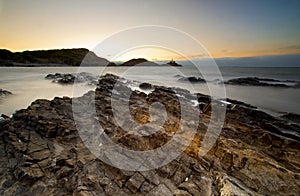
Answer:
xmin=173 ymin=189 xmax=192 ymax=196
xmin=148 ymin=184 xmax=173 ymax=196
xmin=0 ymin=74 xmax=299 ymax=195
xmin=0 ymin=114 xmax=10 ymax=120
xmin=140 ymin=170 xmax=160 ymax=186
xmin=140 ymin=181 xmax=154 ymax=192
xmin=280 ymin=113 xmax=300 ymax=125
xmin=45 ymin=73 xmax=62 ymax=79
xmin=178 ymin=181 xmax=201 ymax=196
xmin=30 ymin=149 xmax=51 ymax=161
xmin=125 ymin=172 xmax=145 ymax=193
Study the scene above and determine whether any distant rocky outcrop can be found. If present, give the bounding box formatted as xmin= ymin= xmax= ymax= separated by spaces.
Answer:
xmin=224 ymin=77 xmax=299 ymax=88
xmin=0 ymin=74 xmax=299 ymax=195
xmin=0 ymin=48 xmax=110 ymax=66
xmin=0 ymin=89 xmax=12 ymax=98
xmin=165 ymin=60 xmax=182 ymax=67
xmin=178 ymin=76 xmax=206 ymax=83
xmin=107 ymin=62 xmax=117 ymax=66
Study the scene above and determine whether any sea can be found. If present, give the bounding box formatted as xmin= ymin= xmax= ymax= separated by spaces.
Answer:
xmin=0 ymin=66 xmax=299 ymax=116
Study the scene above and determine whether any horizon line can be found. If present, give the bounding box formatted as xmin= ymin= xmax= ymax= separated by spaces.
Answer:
xmin=1 ymin=47 xmax=300 ymax=62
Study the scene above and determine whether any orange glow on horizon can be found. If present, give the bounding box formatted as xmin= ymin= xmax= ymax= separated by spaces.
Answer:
xmin=2 ymin=45 xmax=300 ymax=62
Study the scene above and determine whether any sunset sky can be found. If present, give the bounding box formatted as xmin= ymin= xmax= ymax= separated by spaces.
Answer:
xmin=0 ymin=0 xmax=300 ymax=61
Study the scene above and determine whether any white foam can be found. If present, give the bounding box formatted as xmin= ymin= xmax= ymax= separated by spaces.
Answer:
xmin=191 ymin=100 xmax=199 ymax=106
xmin=219 ymin=100 xmax=231 ymax=105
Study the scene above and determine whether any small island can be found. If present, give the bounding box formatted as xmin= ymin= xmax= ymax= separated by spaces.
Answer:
xmin=166 ymin=59 xmax=181 ymax=67
xmin=118 ymin=58 xmax=182 ymax=67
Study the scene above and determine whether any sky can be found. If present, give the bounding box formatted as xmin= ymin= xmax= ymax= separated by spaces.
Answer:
xmin=0 ymin=0 xmax=300 ymax=61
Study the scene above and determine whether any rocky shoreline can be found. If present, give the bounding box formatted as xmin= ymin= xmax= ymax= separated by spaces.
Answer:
xmin=0 ymin=74 xmax=299 ymax=195
xmin=177 ymin=75 xmax=300 ymax=88
xmin=44 ymin=72 xmax=300 ymax=89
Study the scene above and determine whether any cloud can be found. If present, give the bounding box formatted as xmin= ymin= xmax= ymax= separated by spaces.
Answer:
xmin=186 ymin=54 xmax=209 ymax=59
xmin=221 ymin=49 xmax=229 ymax=53
xmin=214 ymin=54 xmax=300 ymax=67
xmin=277 ymin=44 xmax=300 ymax=51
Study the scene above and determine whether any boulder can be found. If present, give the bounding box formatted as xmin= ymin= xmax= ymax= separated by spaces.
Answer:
xmin=139 ymin=82 xmax=153 ymax=90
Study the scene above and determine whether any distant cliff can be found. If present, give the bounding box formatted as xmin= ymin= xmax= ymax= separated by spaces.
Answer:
xmin=0 ymin=48 xmax=110 ymax=66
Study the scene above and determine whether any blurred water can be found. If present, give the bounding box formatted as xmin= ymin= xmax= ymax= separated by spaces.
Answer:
xmin=0 ymin=66 xmax=299 ymax=116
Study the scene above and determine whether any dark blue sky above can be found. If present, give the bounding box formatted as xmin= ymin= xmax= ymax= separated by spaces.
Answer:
xmin=0 ymin=0 xmax=299 ymax=60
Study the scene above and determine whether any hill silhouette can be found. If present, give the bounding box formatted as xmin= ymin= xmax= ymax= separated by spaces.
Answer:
xmin=0 ymin=48 xmax=109 ymax=66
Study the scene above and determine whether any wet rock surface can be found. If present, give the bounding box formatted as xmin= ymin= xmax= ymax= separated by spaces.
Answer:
xmin=280 ymin=113 xmax=300 ymax=125
xmin=0 ymin=74 xmax=299 ymax=195
xmin=0 ymin=89 xmax=12 ymax=98
xmin=45 ymin=72 xmax=98 ymax=85
xmin=139 ymin=83 xmax=153 ymax=90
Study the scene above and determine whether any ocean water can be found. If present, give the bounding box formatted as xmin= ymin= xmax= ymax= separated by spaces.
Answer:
xmin=0 ymin=66 xmax=299 ymax=116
